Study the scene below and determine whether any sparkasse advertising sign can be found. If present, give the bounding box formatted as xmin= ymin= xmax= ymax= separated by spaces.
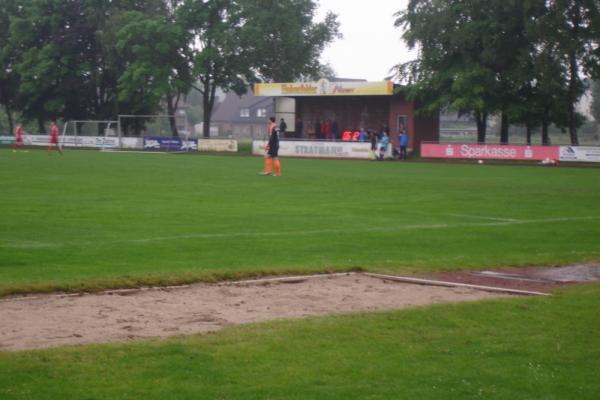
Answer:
xmin=421 ymin=143 xmax=560 ymax=161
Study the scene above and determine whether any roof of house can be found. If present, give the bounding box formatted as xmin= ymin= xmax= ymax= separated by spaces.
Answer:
xmin=211 ymin=90 xmax=273 ymax=123
xmin=327 ymin=77 xmax=368 ymax=82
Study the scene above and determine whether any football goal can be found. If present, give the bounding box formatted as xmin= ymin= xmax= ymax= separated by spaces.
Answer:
xmin=62 ymin=120 xmax=119 ymax=149
xmin=117 ymin=114 xmax=196 ymax=153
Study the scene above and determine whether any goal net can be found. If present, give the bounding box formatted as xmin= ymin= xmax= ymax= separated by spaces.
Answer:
xmin=62 ymin=120 xmax=119 ymax=149
xmin=118 ymin=114 xmax=197 ymax=153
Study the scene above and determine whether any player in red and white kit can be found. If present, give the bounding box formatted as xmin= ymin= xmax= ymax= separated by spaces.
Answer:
xmin=12 ymin=123 xmax=27 ymax=152
xmin=48 ymin=121 xmax=63 ymax=155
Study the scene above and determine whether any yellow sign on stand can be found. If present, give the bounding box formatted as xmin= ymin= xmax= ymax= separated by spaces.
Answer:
xmin=255 ymin=79 xmax=393 ymax=97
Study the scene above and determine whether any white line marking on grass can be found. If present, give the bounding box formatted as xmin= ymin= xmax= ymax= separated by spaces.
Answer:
xmin=442 ymin=213 xmax=519 ymax=222
xmin=0 ymin=241 xmax=58 ymax=249
xmin=2 ymin=216 xmax=599 ymax=249
xmin=120 ymin=216 xmax=600 ymax=244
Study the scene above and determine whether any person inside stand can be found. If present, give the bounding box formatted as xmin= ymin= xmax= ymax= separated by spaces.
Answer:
xmin=331 ymin=120 xmax=339 ymax=141
xmin=260 ymin=117 xmax=281 ymax=176
xmin=393 ymin=126 xmax=403 ymax=159
xmin=399 ymin=126 xmax=409 ymax=160
xmin=307 ymin=121 xmax=315 ymax=139
xmin=322 ymin=119 xmax=331 ymax=140
xmin=378 ymin=131 xmax=390 ymax=160
xmin=383 ymin=124 xmax=390 ymax=137
xmin=295 ymin=117 xmax=303 ymax=138
xmin=369 ymin=130 xmax=378 ymax=160
xmin=314 ymin=120 xmax=322 ymax=140
xmin=358 ymin=128 xmax=367 ymax=142
xmin=279 ymin=118 xmax=287 ymax=138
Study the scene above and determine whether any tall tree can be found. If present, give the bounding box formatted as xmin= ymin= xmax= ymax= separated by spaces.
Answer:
xmin=178 ymin=0 xmax=248 ymax=138
xmin=179 ymin=0 xmax=340 ymax=138
xmin=546 ymin=0 xmax=600 ymax=145
xmin=9 ymin=0 xmax=108 ymax=131
xmin=509 ymin=3 xmax=571 ymax=145
xmin=116 ymin=8 xmax=191 ymax=136
xmin=591 ymin=80 xmax=600 ymax=124
xmin=239 ymin=0 xmax=340 ymax=82
xmin=395 ymin=0 xmax=530 ymax=143
xmin=0 ymin=0 xmax=20 ymax=134
xmin=7 ymin=0 xmax=167 ymax=131
xmin=396 ymin=0 xmax=598 ymax=145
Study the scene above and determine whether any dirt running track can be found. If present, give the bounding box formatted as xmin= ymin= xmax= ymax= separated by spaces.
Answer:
xmin=0 ymin=273 xmax=510 ymax=351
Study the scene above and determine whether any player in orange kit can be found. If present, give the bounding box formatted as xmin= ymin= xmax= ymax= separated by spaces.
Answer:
xmin=259 ymin=117 xmax=281 ymax=176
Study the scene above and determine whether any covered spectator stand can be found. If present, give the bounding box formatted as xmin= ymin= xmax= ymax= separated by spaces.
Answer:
xmin=254 ymin=79 xmax=439 ymax=156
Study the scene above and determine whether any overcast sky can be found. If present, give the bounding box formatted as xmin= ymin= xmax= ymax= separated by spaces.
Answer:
xmin=316 ymin=0 xmax=415 ymax=82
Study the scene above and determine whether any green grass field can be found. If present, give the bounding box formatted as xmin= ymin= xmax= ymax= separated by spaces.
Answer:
xmin=1 ymin=148 xmax=599 ymax=295
xmin=1 ymin=284 xmax=599 ymax=399
xmin=1 ymin=148 xmax=599 ymax=399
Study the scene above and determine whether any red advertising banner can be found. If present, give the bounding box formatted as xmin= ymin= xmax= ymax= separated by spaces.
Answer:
xmin=421 ymin=143 xmax=560 ymax=161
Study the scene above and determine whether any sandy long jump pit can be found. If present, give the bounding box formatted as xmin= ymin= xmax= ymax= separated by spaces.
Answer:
xmin=0 ymin=272 xmax=550 ymax=351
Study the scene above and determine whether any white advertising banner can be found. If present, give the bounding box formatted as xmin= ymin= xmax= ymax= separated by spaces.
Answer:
xmin=19 ymin=134 xmax=120 ymax=148
xmin=23 ymin=134 xmax=51 ymax=146
xmin=4 ymin=135 xmax=237 ymax=152
xmin=198 ymin=139 xmax=238 ymax=152
xmin=559 ymin=146 xmax=600 ymax=163
xmin=253 ymin=140 xmax=384 ymax=159
xmin=0 ymin=135 xmax=14 ymax=144
xmin=120 ymin=137 xmax=143 ymax=149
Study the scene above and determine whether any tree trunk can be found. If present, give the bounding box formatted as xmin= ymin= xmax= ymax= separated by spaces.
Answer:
xmin=166 ymin=92 xmax=179 ymax=137
xmin=526 ymin=124 xmax=532 ymax=145
xmin=202 ymin=88 xmax=210 ymax=138
xmin=202 ymin=79 xmax=216 ymax=139
xmin=568 ymin=50 xmax=579 ymax=145
xmin=475 ymin=111 xmax=487 ymax=143
xmin=500 ymin=112 xmax=509 ymax=144
xmin=5 ymin=105 xmax=14 ymax=136
xmin=542 ymin=107 xmax=550 ymax=145
xmin=38 ymin=117 xmax=45 ymax=134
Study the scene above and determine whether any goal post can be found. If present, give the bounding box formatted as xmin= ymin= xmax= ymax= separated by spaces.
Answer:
xmin=117 ymin=114 xmax=197 ymax=153
xmin=61 ymin=116 xmax=198 ymax=152
xmin=62 ymin=120 xmax=119 ymax=149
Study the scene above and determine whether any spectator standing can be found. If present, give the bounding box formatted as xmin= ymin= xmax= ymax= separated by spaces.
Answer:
xmin=358 ymin=128 xmax=367 ymax=142
xmin=393 ymin=126 xmax=403 ymax=159
xmin=279 ymin=118 xmax=287 ymax=138
xmin=295 ymin=117 xmax=303 ymax=138
xmin=369 ymin=131 xmax=377 ymax=160
xmin=399 ymin=127 xmax=409 ymax=160
xmin=384 ymin=124 xmax=390 ymax=136
xmin=315 ymin=120 xmax=322 ymax=140
xmin=322 ymin=119 xmax=331 ymax=140
xmin=378 ymin=131 xmax=390 ymax=160
xmin=331 ymin=120 xmax=339 ymax=140
xmin=307 ymin=122 xmax=315 ymax=139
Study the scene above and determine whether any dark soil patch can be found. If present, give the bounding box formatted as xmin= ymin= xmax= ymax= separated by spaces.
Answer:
xmin=423 ymin=264 xmax=600 ymax=293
